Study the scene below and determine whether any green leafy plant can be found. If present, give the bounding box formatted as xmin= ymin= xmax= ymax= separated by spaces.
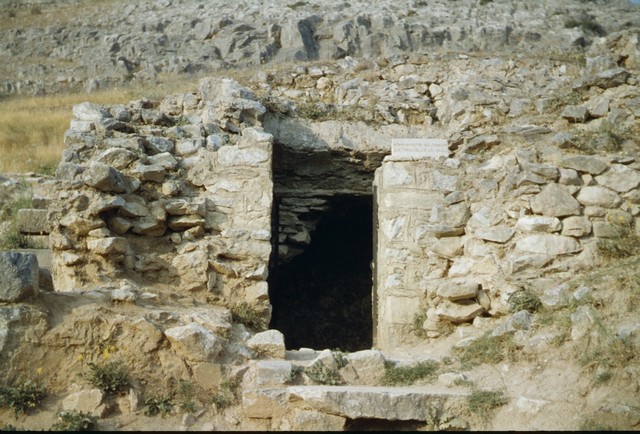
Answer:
xmin=0 ymin=190 xmax=37 ymax=250
xmin=304 ymin=363 xmax=344 ymax=386
xmin=508 ymin=289 xmax=542 ymax=313
xmin=564 ymin=16 xmax=606 ymax=36
xmin=50 ymin=410 xmax=98 ymax=431
xmin=381 ymin=360 xmax=440 ymax=386
xmin=332 ymin=350 xmax=348 ymax=369
xmin=230 ymin=302 xmax=268 ymax=330
xmin=0 ymin=380 xmax=47 ymax=417
xmin=287 ymin=365 xmax=304 ymax=384
xmin=143 ymin=395 xmax=173 ymax=417
xmin=466 ymin=389 xmax=509 ymax=419
xmin=84 ymin=360 xmax=130 ymax=393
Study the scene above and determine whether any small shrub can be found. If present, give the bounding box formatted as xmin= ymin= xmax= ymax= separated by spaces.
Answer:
xmin=287 ymin=1 xmax=307 ymax=10
xmin=176 ymin=380 xmax=198 ymax=414
xmin=381 ymin=360 xmax=439 ymax=386
xmin=466 ymin=389 xmax=509 ymax=419
xmin=50 ymin=410 xmax=98 ymax=431
xmin=564 ymin=16 xmax=606 ymax=36
xmin=562 ymin=122 xmax=628 ymax=155
xmin=84 ymin=360 xmax=130 ymax=393
xmin=508 ymin=289 xmax=542 ymax=313
xmin=0 ymin=380 xmax=47 ymax=417
xmin=143 ymin=395 xmax=173 ymax=417
xmin=287 ymin=365 xmax=304 ymax=384
xmin=230 ymin=302 xmax=268 ymax=330
xmin=332 ymin=350 xmax=348 ymax=369
xmin=30 ymin=6 xmax=42 ymax=15
xmin=412 ymin=312 xmax=428 ymax=338
xmin=211 ymin=378 xmax=239 ymax=410
xmin=304 ymin=363 xmax=344 ymax=386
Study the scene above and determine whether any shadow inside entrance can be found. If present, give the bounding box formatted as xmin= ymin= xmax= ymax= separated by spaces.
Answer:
xmin=269 ymin=195 xmax=373 ymax=352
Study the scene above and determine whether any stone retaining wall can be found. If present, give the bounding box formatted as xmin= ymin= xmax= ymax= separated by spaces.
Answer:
xmin=374 ymin=148 xmax=640 ymax=350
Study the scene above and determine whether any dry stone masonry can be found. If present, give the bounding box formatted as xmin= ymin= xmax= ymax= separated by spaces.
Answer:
xmin=374 ymin=143 xmax=640 ymax=350
xmin=49 ymin=77 xmax=274 ymax=323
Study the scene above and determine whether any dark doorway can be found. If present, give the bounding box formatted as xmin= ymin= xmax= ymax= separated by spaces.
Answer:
xmin=268 ymin=195 xmax=373 ymax=352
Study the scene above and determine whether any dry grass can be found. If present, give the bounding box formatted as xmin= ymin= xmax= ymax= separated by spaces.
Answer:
xmin=0 ymin=77 xmax=201 ymax=174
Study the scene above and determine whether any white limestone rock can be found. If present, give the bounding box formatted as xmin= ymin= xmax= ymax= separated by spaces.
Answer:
xmin=246 ymin=329 xmax=286 ymax=359
xmin=0 ymin=252 xmax=39 ymax=302
xmin=165 ymin=323 xmax=223 ymax=362
xmin=515 ymin=234 xmax=582 ymax=256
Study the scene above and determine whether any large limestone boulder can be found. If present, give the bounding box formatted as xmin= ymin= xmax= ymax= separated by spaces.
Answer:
xmin=0 ymin=252 xmax=39 ymax=302
xmin=61 ymin=389 xmax=109 ymax=418
xmin=530 ymin=183 xmax=581 ymax=217
xmin=515 ymin=234 xmax=582 ymax=256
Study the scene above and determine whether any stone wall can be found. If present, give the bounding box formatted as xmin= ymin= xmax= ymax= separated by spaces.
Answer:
xmin=49 ymin=78 xmax=273 ymax=320
xmin=374 ymin=147 xmax=640 ymax=350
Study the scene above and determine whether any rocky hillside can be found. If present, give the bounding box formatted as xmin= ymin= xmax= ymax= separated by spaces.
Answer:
xmin=1 ymin=0 xmax=640 ymax=96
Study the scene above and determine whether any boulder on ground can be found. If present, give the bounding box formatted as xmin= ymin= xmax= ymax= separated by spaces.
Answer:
xmin=0 ymin=252 xmax=39 ymax=302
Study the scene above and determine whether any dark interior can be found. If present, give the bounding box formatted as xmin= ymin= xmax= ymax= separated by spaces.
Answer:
xmin=268 ymin=195 xmax=373 ymax=351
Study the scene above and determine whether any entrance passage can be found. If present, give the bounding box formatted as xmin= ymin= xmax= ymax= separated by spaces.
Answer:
xmin=269 ymin=195 xmax=373 ymax=352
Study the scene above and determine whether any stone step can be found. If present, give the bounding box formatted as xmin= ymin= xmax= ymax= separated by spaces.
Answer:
xmin=244 ymin=384 xmax=470 ymax=421
xmin=287 ymin=385 xmax=470 ymax=421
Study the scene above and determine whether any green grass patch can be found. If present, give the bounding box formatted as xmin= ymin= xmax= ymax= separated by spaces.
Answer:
xmin=381 ymin=360 xmax=440 ymax=386
xmin=454 ymin=333 xmax=518 ymax=370
xmin=50 ymin=410 xmax=98 ymax=431
xmin=466 ymin=389 xmax=509 ymax=419
xmin=508 ymin=289 xmax=542 ymax=313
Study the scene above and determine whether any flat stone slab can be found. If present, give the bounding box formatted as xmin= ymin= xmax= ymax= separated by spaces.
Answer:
xmin=391 ymin=139 xmax=449 ymax=160
xmin=286 ymin=385 xmax=469 ymax=421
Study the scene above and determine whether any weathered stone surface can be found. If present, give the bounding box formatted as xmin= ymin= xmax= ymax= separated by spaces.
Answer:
xmin=559 ymin=156 xmax=608 ymax=175
xmin=429 ymin=237 xmax=464 ymax=258
xmin=344 ymin=350 xmax=386 ymax=386
xmin=145 ymin=136 xmax=175 ymax=154
xmin=61 ymin=389 xmax=108 ymax=418
xmin=560 ymin=105 xmax=588 ymax=123
xmin=516 ymin=216 xmax=562 ymax=233
xmin=131 ymin=163 xmax=166 ymax=183
xmin=492 ymin=310 xmax=533 ymax=337
xmin=576 ymin=186 xmax=622 ymax=208
xmin=95 ymin=148 xmax=138 ymax=170
xmin=168 ymin=215 xmax=206 ymax=231
xmin=540 ymin=283 xmax=570 ymax=308
xmin=87 ymin=237 xmax=128 ymax=255
xmin=286 ymin=385 xmax=469 ymax=421
xmin=474 ymin=225 xmax=514 ymax=243
xmin=242 ymin=388 xmax=288 ymax=419
xmin=437 ymin=282 xmax=479 ymax=301
xmin=164 ymin=323 xmax=223 ymax=362
xmin=246 ymin=330 xmax=286 ymax=359
xmin=436 ymin=300 xmax=485 ymax=323
xmin=246 ymin=360 xmax=292 ymax=387
xmin=561 ymin=216 xmax=592 ymax=237
xmin=595 ymin=164 xmax=640 ymax=193
xmin=515 ymin=234 xmax=582 ymax=255
xmin=83 ymin=161 xmax=127 ymax=193
xmin=171 ymin=250 xmax=209 ymax=291
xmin=193 ymin=363 xmax=222 ymax=390
xmin=0 ymin=252 xmax=39 ymax=302
xmin=16 ymin=209 xmax=51 ymax=234
xmin=286 ymin=409 xmax=346 ymax=431
xmin=73 ymin=102 xmax=111 ymax=122
xmin=571 ymin=305 xmax=598 ymax=341
xmin=530 ymin=183 xmax=581 ymax=217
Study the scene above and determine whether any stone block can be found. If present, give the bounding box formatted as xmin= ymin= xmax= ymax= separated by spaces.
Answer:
xmin=437 ymin=282 xmax=479 ymax=301
xmin=559 ymin=156 xmax=608 ymax=175
xmin=246 ymin=330 xmax=286 ymax=359
xmin=16 ymin=209 xmax=51 ymax=234
xmin=530 ymin=183 xmax=581 ymax=217
xmin=287 ymin=409 xmax=347 ymax=431
xmin=474 ymin=225 xmax=514 ymax=243
xmin=436 ymin=300 xmax=485 ymax=323
xmin=516 ymin=216 xmax=561 ymax=233
xmin=344 ymin=350 xmax=386 ymax=386
xmin=61 ymin=389 xmax=108 ymax=418
xmin=165 ymin=323 xmax=223 ymax=362
xmin=576 ymin=186 xmax=622 ymax=208
xmin=561 ymin=216 xmax=592 ymax=237
xmin=560 ymin=105 xmax=588 ymax=123
xmin=83 ymin=161 xmax=127 ymax=193
xmin=0 ymin=252 xmax=39 ymax=302
xmin=87 ymin=237 xmax=128 ymax=255
xmin=515 ymin=234 xmax=582 ymax=256
xmin=595 ymin=164 xmax=640 ymax=193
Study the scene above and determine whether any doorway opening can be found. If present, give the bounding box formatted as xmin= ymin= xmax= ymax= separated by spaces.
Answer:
xmin=269 ymin=194 xmax=373 ymax=351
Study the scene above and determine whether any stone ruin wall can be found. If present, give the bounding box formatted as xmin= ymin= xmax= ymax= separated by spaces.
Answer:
xmin=49 ymin=77 xmax=274 ymax=322
xmin=375 ymin=147 xmax=640 ymax=350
